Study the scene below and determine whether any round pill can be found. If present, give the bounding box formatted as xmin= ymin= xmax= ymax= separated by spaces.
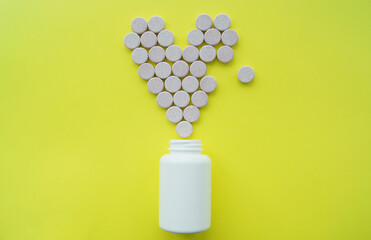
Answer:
xmin=237 ymin=66 xmax=255 ymax=83
xmin=173 ymin=90 xmax=190 ymax=108
xmin=183 ymin=105 xmax=200 ymax=123
xmin=191 ymin=90 xmax=208 ymax=108
xmin=131 ymin=17 xmax=147 ymax=34
xmin=217 ymin=46 xmax=234 ymax=63
xmin=157 ymin=30 xmax=174 ymax=47
xmin=172 ymin=60 xmax=189 ymax=78
xmin=199 ymin=45 xmax=216 ymax=63
xmin=165 ymin=76 xmax=181 ymax=93
xmin=187 ymin=29 xmax=204 ymax=46
xmin=165 ymin=45 xmax=182 ymax=62
xmin=200 ymin=76 xmax=217 ymax=93
xmin=222 ymin=29 xmax=238 ymax=46
xmin=140 ymin=31 xmax=157 ymax=48
xmin=124 ymin=32 xmax=140 ymax=50
xmin=166 ymin=106 xmax=183 ymax=123
xmin=196 ymin=14 xmax=213 ymax=31
xmin=204 ymin=28 xmax=221 ymax=46
xmin=156 ymin=91 xmax=173 ymax=108
xmin=176 ymin=121 xmax=193 ymax=138
xmin=131 ymin=47 xmax=148 ymax=64
xmin=214 ymin=14 xmax=231 ymax=31
xmin=182 ymin=46 xmax=199 ymax=63
xmin=190 ymin=61 xmax=207 ymax=78
xmin=147 ymin=77 xmax=164 ymax=94
xmin=148 ymin=16 xmax=165 ymax=33
xmin=138 ymin=63 xmax=154 ymax=80
xmin=182 ymin=76 xmax=199 ymax=93
xmin=155 ymin=62 xmax=171 ymax=79
xmin=149 ymin=46 xmax=165 ymax=63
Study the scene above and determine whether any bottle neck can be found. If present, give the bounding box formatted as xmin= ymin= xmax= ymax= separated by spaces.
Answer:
xmin=169 ymin=140 xmax=202 ymax=154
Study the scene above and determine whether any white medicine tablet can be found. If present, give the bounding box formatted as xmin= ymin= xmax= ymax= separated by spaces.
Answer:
xmin=204 ymin=28 xmax=221 ymax=46
xmin=191 ymin=90 xmax=208 ymax=108
xmin=176 ymin=121 xmax=193 ymax=138
xmin=222 ymin=29 xmax=238 ymax=46
xmin=190 ymin=61 xmax=207 ymax=78
xmin=217 ymin=46 xmax=234 ymax=63
xmin=182 ymin=46 xmax=199 ymax=63
xmin=124 ymin=32 xmax=140 ymax=50
xmin=183 ymin=105 xmax=200 ymax=123
xmin=147 ymin=77 xmax=164 ymax=94
xmin=237 ymin=66 xmax=255 ymax=83
xmin=131 ymin=47 xmax=148 ymax=64
xmin=199 ymin=45 xmax=216 ymax=63
xmin=155 ymin=62 xmax=171 ymax=79
xmin=157 ymin=30 xmax=174 ymax=47
xmin=165 ymin=76 xmax=181 ymax=93
xmin=196 ymin=14 xmax=213 ymax=31
xmin=138 ymin=63 xmax=155 ymax=80
xmin=173 ymin=90 xmax=190 ymax=108
xmin=156 ymin=91 xmax=173 ymax=108
xmin=149 ymin=46 xmax=165 ymax=63
xmin=166 ymin=106 xmax=183 ymax=123
xmin=148 ymin=16 xmax=165 ymax=33
xmin=182 ymin=76 xmax=199 ymax=93
xmin=131 ymin=17 xmax=147 ymax=34
xmin=214 ymin=14 xmax=231 ymax=31
xmin=140 ymin=31 xmax=157 ymax=48
xmin=187 ymin=29 xmax=204 ymax=46
xmin=172 ymin=60 xmax=189 ymax=78
xmin=200 ymin=76 xmax=217 ymax=93
xmin=165 ymin=45 xmax=182 ymax=62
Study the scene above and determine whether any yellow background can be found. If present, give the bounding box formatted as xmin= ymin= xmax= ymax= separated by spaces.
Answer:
xmin=0 ymin=0 xmax=370 ymax=239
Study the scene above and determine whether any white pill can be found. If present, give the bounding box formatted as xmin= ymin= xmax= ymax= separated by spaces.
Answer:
xmin=200 ymin=76 xmax=217 ymax=93
xmin=165 ymin=45 xmax=182 ymax=62
xmin=173 ymin=90 xmax=190 ymax=108
xmin=187 ymin=29 xmax=204 ymax=46
xmin=124 ymin=32 xmax=140 ymax=50
xmin=147 ymin=77 xmax=164 ymax=94
xmin=222 ymin=29 xmax=238 ymax=46
xmin=156 ymin=91 xmax=173 ymax=108
xmin=214 ymin=14 xmax=231 ymax=31
xmin=140 ymin=31 xmax=157 ymax=48
xmin=155 ymin=62 xmax=171 ymax=79
xmin=176 ymin=121 xmax=193 ymax=138
xmin=182 ymin=46 xmax=199 ymax=63
xmin=237 ymin=66 xmax=255 ymax=83
xmin=204 ymin=28 xmax=221 ymax=46
xmin=190 ymin=61 xmax=207 ymax=78
xmin=157 ymin=30 xmax=174 ymax=47
xmin=148 ymin=16 xmax=165 ymax=33
xmin=131 ymin=47 xmax=148 ymax=64
xmin=199 ymin=45 xmax=216 ymax=63
xmin=138 ymin=63 xmax=154 ymax=80
xmin=183 ymin=105 xmax=200 ymax=123
xmin=196 ymin=14 xmax=213 ymax=31
xmin=165 ymin=76 xmax=181 ymax=93
xmin=149 ymin=46 xmax=165 ymax=63
xmin=172 ymin=60 xmax=189 ymax=78
xmin=191 ymin=90 xmax=208 ymax=108
xmin=217 ymin=46 xmax=234 ymax=63
xmin=182 ymin=76 xmax=199 ymax=93
xmin=166 ymin=106 xmax=183 ymax=123
xmin=131 ymin=17 xmax=147 ymax=34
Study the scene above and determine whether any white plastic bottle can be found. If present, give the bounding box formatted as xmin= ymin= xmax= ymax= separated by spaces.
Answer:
xmin=159 ymin=140 xmax=211 ymax=234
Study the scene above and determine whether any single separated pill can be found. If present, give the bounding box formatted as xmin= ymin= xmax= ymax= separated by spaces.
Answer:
xmin=237 ymin=66 xmax=255 ymax=83
xmin=138 ymin=63 xmax=154 ymax=80
xmin=156 ymin=91 xmax=173 ymax=108
xmin=157 ymin=30 xmax=174 ymax=47
xmin=187 ymin=29 xmax=204 ymax=46
xmin=155 ymin=62 xmax=171 ymax=79
xmin=190 ymin=61 xmax=207 ymax=78
xmin=124 ymin=32 xmax=140 ymax=50
xmin=166 ymin=106 xmax=183 ymax=123
xmin=214 ymin=14 xmax=231 ymax=31
xmin=222 ymin=29 xmax=238 ymax=46
xmin=217 ymin=46 xmax=234 ymax=63
xmin=173 ymin=90 xmax=190 ymax=108
xmin=172 ymin=60 xmax=189 ymax=78
xmin=200 ymin=76 xmax=217 ymax=93
xmin=183 ymin=105 xmax=200 ymax=123
xmin=131 ymin=47 xmax=148 ymax=64
xmin=196 ymin=14 xmax=213 ymax=31
xmin=182 ymin=76 xmax=199 ymax=93
xmin=165 ymin=76 xmax=181 ymax=93
xmin=140 ymin=31 xmax=157 ymax=48
xmin=149 ymin=46 xmax=165 ymax=63
xmin=131 ymin=17 xmax=147 ymax=34
xmin=148 ymin=16 xmax=165 ymax=33
xmin=176 ymin=121 xmax=193 ymax=138
xmin=191 ymin=90 xmax=208 ymax=108
xmin=200 ymin=45 xmax=216 ymax=62
xmin=147 ymin=77 xmax=164 ymax=94
xmin=204 ymin=28 xmax=221 ymax=46
xmin=182 ymin=46 xmax=199 ymax=63
xmin=165 ymin=45 xmax=182 ymax=62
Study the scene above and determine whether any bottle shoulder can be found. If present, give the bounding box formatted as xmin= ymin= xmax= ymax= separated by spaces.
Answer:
xmin=160 ymin=153 xmax=211 ymax=164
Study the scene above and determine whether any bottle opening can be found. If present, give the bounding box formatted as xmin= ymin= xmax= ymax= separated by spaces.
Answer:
xmin=169 ymin=140 xmax=202 ymax=152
